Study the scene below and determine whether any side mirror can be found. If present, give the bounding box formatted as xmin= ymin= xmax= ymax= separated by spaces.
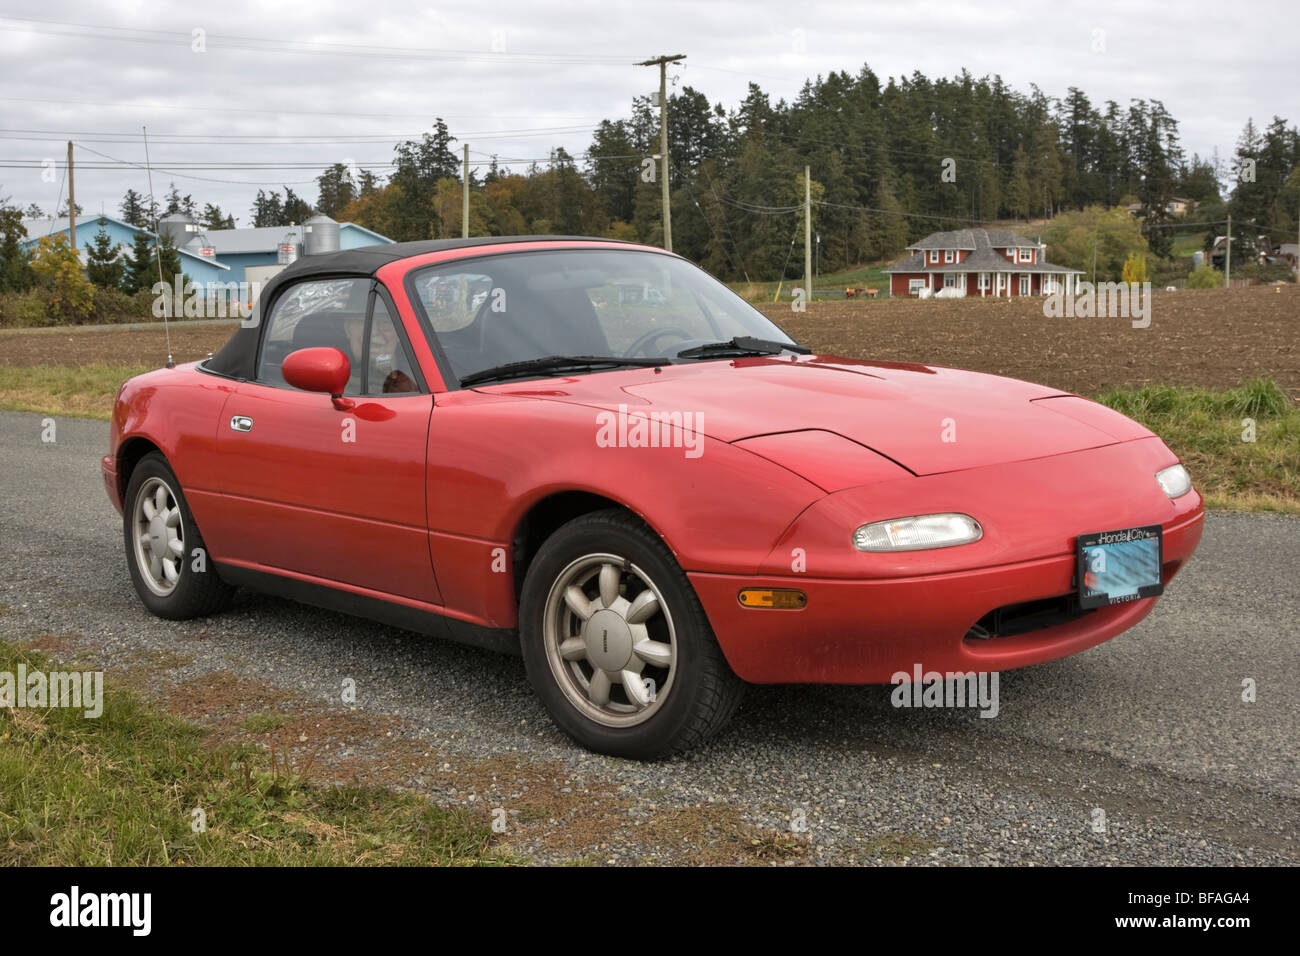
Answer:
xmin=282 ymin=347 xmax=355 ymax=410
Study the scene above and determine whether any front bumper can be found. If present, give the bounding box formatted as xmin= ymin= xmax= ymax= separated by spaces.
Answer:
xmin=692 ymin=438 xmax=1205 ymax=683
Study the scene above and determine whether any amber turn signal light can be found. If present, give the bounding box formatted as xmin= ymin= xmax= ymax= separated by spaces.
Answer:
xmin=737 ymin=588 xmax=808 ymax=609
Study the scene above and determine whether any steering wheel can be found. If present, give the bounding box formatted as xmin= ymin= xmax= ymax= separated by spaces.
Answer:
xmin=623 ymin=326 xmax=693 ymax=359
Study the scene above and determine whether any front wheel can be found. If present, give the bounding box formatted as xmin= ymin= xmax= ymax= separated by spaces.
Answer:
xmin=123 ymin=451 xmax=235 ymax=620
xmin=520 ymin=509 xmax=745 ymax=759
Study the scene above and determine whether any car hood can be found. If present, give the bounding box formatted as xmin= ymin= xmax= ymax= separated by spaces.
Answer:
xmin=492 ymin=355 xmax=1151 ymax=477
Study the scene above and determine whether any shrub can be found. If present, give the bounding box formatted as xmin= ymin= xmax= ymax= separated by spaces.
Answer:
xmin=92 ymin=285 xmax=151 ymax=324
xmin=1239 ymin=261 xmax=1296 ymax=283
xmin=1148 ymin=259 xmax=1189 ymax=288
xmin=1186 ymin=265 xmax=1223 ymax=289
xmin=0 ymin=290 xmax=51 ymax=328
xmin=1121 ymin=252 xmax=1149 ymax=284
xmin=30 ymin=234 xmax=94 ymax=323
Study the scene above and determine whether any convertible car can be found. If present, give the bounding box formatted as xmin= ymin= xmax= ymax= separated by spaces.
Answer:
xmin=104 ymin=237 xmax=1203 ymax=758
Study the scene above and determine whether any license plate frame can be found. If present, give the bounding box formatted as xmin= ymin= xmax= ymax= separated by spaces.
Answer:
xmin=1076 ymin=524 xmax=1164 ymax=609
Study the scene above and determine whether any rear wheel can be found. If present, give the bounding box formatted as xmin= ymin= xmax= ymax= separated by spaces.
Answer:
xmin=520 ymin=509 xmax=744 ymax=759
xmin=123 ymin=452 xmax=235 ymax=619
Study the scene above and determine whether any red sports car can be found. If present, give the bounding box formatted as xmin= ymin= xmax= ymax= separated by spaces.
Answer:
xmin=104 ymin=237 xmax=1203 ymax=758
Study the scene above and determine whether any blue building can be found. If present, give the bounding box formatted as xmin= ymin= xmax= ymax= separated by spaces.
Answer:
xmin=20 ymin=213 xmax=395 ymax=290
xmin=20 ymin=214 xmax=232 ymax=288
xmin=179 ymin=216 xmax=394 ymax=285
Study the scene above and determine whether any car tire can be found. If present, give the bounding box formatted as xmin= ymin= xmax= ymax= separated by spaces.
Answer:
xmin=123 ymin=451 xmax=235 ymax=620
xmin=520 ymin=509 xmax=745 ymax=759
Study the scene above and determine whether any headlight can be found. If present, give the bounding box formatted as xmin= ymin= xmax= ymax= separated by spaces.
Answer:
xmin=853 ymin=513 xmax=983 ymax=552
xmin=1156 ymin=463 xmax=1191 ymax=499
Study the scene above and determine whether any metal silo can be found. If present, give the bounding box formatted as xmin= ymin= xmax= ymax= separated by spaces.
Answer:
xmin=303 ymin=214 xmax=340 ymax=256
xmin=277 ymin=231 xmax=300 ymax=265
xmin=159 ymin=213 xmax=197 ymax=247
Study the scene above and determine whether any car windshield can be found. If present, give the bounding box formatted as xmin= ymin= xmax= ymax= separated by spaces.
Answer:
xmin=407 ymin=248 xmax=800 ymax=384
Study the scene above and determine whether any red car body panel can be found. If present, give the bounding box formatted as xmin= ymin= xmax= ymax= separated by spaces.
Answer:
xmin=103 ymin=238 xmax=1204 ymax=684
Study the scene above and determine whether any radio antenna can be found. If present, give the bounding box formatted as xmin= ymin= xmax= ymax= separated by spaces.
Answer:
xmin=142 ymin=125 xmax=174 ymax=368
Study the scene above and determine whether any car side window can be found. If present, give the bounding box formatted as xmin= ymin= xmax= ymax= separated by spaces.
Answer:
xmin=364 ymin=298 xmax=419 ymax=395
xmin=257 ymin=277 xmax=370 ymax=392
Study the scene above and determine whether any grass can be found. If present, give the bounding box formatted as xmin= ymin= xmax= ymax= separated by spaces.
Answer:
xmin=0 ymin=641 xmax=507 ymax=865
xmin=0 ymin=364 xmax=146 ymax=420
xmin=1095 ymin=377 xmax=1300 ymax=512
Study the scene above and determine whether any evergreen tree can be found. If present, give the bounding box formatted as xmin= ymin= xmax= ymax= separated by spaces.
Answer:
xmin=122 ymin=232 xmax=182 ymax=295
xmin=200 ymin=203 xmax=235 ymax=230
xmin=0 ymin=201 xmax=34 ymax=292
xmin=281 ymin=187 xmax=314 ymax=224
xmin=316 ymin=164 xmax=357 ymax=218
xmin=1005 ymin=147 xmax=1032 ymax=219
xmin=251 ymin=189 xmax=285 ymax=227
xmin=390 ymin=118 xmax=459 ymax=240
xmin=120 ymin=189 xmax=144 ymax=226
xmin=85 ymin=223 xmax=125 ymax=289
xmin=163 ymin=183 xmax=197 ymax=218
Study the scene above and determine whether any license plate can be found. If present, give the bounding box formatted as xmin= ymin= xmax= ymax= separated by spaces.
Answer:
xmin=1076 ymin=525 xmax=1164 ymax=609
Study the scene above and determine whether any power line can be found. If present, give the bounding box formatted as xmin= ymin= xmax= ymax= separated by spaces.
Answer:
xmin=0 ymin=95 xmax=608 ymax=123
xmin=0 ymin=17 xmax=645 ymax=64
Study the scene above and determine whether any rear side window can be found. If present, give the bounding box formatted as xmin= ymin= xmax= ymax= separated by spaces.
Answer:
xmin=257 ymin=278 xmax=370 ymax=391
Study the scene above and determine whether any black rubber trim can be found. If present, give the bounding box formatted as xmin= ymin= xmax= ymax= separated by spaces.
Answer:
xmin=214 ymin=562 xmax=519 ymax=655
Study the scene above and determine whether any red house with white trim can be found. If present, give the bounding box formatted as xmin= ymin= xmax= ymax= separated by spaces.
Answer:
xmin=884 ymin=228 xmax=1083 ymax=298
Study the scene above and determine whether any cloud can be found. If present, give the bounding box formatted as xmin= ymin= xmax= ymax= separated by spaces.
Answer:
xmin=1 ymin=0 xmax=1292 ymax=222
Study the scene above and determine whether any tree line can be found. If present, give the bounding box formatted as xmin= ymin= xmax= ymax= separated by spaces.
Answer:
xmin=324 ymin=69 xmax=1297 ymax=280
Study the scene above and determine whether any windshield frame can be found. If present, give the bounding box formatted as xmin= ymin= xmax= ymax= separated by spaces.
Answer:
xmin=400 ymin=246 xmax=799 ymax=390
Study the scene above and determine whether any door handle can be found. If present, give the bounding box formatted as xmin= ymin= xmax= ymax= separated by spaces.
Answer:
xmin=230 ymin=415 xmax=254 ymax=432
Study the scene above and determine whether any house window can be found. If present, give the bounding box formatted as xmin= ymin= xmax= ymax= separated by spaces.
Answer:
xmin=944 ymin=249 xmax=954 ymax=263
xmin=1019 ymin=275 xmax=1031 ymax=295
xmin=944 ymin=273 xmax=957 ymax=288
xmin=929 ymin=250 xmax=939 ymax=264
xmin=1018 ymin=248 xmax=1032 ymax=263
xmin=977 ymin=273 xmax=989 ymax=290
xmin=909 ymin=278 xmax=926 ymax=295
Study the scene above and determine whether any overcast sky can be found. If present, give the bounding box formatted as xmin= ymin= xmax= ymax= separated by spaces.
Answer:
xmin=1 ymin=0 xmax=1295 ymax=227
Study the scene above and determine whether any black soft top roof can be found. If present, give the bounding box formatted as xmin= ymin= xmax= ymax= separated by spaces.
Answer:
xmin=206 ymin=235 xmax=647 ymax=379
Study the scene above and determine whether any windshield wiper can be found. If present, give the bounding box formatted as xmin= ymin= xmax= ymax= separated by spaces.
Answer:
xmin=460 ymin=355 xmax=669 ymax=387
xmin=675 ymin=336 xmax=811 ymax=359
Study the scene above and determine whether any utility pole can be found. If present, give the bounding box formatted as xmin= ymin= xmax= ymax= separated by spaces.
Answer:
xmin=1225 ymin=213 xmax=1232 ymax=288
xmin=462 ymin=143 xmax=470 ymax=238
xmin=67 ymin=141 xmax=75 ymax=251
xmin=804 ymin=165 xmax=812 ymax=301
xmin=638 ymin=54 xmax=685 ymax=252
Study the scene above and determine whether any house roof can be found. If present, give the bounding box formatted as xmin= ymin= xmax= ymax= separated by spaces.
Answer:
xmin=20 ymin=215 xmax=229 ymax=269
xmin=20 ymin=214 xmax=138 ymax=241
xmin=200 ymin=221 xmax=394 ymax=255
xmin=887 ymin=228 xmax=1081 ymax=274
xmin=905 ymin=227 xmax=1039 ymax=251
